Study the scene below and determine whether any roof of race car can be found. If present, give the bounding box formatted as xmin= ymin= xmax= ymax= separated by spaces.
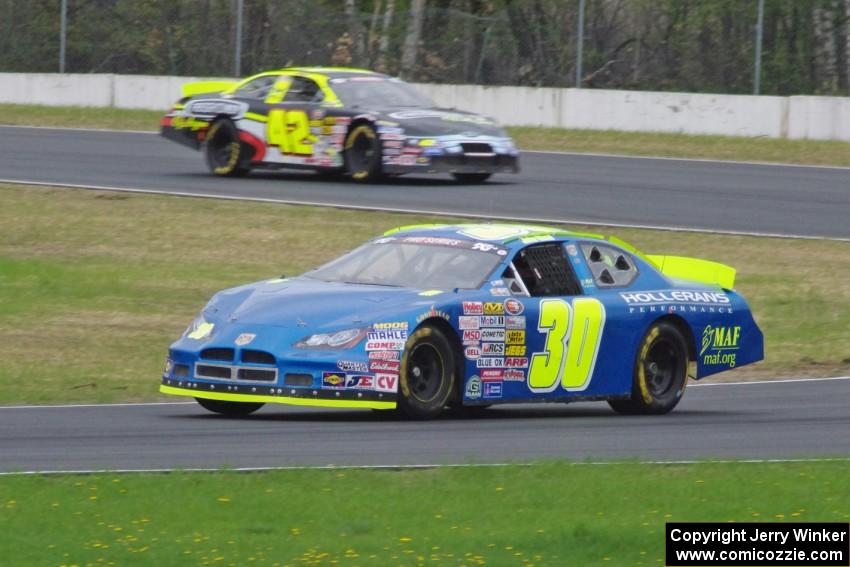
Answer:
xmin=382 ymin=223 xmax=605 ymax=245
xmin=275 ymin=67 xmax=388 ymax=79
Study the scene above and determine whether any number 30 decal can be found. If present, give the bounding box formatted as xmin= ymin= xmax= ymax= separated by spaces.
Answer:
xmin=528 ymin=298 xmax=606 ymax=393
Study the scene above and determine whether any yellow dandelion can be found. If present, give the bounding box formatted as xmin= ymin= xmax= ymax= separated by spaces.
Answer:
xmin=399 ymin=536 xmax=413 ymax=543
xmin=217 ymin=497 xmax=230 ymax=503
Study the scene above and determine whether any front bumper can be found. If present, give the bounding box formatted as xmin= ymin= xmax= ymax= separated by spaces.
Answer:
xmin=382 ymin=153 xmax=519 ymax=175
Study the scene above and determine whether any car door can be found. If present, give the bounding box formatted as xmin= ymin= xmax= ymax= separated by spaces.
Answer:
xmin=500 ymin=241 xmax=609 ymax=400
xmin=261 ymin=74 xmax=326 ymax=164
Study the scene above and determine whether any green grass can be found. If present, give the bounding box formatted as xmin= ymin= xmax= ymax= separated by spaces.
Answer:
xmin=1 ymin=461 xmax=848 ymax=566
xmin=2 ymin=103 xmax=850 ymax=166
xmin=0 ymin=183 xmax=848 ymax=405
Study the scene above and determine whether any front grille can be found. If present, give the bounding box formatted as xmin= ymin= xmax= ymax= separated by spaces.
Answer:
xmin=200 ymin=348 xmax=235 ymax=362
xmin=284 ymin=373 xmax=313 ymax=387
xmin=241 ymin=350 xmax=276 ymax=365
xmin=237 ymin=368 xmax=277 ymax=382
xmin=196 ymin=364 xmax=233 ymax=379
xmin=461 ymin=142 xmax=494 ymax=155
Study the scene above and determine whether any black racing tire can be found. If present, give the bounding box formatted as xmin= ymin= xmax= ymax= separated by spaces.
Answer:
xmin=397 ymin=325 xmax=456 ymax=419
xmin=453 ymin=173 xmax=492 ymax=184
xmin=204 ymin=118 xmax=251 ymax=177
xmin=344 ymin=123 xmax=383 ymax=182
xmin=608 ymin=321 xmax=689 ymax=415
xmin=195 ymin=397 xmax=264 ymax=416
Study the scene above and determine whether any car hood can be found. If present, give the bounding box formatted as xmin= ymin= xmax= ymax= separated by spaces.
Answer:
xmin=204 ymin=277 xmax=445 ymax=330
xmin=374 ymin=107 xmax=508 ymax=138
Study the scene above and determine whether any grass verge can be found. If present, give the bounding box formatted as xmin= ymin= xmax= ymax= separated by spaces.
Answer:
xmin=0 ymin=183 xmax=848 ymax=405
xmin=1 ymin=461 xmax=848 ymax=566
xmin=2 ymin=103 xmax=850 ymax=167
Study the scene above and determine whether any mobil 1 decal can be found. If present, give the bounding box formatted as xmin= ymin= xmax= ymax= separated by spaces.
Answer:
xmin=528 ymin=298 xmax=606 ymax=393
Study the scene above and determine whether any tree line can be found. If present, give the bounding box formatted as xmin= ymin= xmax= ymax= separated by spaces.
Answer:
xmin=1 ymin=0 xmax=848 ymax=95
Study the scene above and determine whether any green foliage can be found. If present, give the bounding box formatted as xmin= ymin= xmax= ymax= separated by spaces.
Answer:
xmin=1 ymin=0 xmax=848 ymax=94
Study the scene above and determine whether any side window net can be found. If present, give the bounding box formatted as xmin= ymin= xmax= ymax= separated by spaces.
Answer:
xmin=508 ymin=243 xmax=582 ymax=297
xmin=283 ymin=77 xmax=324 ymax=103
xmin=581 ymin=243 xmax=638 ymax=288
xmin=234 ymin=75 xmax=278 ymax=100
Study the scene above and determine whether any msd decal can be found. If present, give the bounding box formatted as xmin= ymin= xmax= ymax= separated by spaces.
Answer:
xmin=462 ymin=330 xmax=482 ymax=344
xmin=375 ymin=373 xmax=398 ymax=393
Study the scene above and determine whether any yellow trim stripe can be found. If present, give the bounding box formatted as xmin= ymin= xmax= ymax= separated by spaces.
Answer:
xmin=243 ymin=112 xmax=268 ymax=123
xmin=160 ymin=385 xmax=396 ymax=410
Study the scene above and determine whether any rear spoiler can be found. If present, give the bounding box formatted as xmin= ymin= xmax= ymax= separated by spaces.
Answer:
xmin=645 ymin=255 xmax=736 ymax=290
xmin=180 ymin=80 xmax=238 ymax=98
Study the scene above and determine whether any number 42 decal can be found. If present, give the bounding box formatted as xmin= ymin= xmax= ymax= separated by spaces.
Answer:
xmin=528 ymin=298 xmax=606 ymax=393
xmin=267 ymin=109 xmax=314 ymax=155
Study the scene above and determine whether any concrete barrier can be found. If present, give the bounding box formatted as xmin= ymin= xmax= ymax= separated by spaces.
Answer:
xmin=0 ymin=72 xmax=848 ymax=141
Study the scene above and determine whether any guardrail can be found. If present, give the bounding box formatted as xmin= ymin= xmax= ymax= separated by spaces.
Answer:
xmin=1 ymin=72 xmax=848 ymax=141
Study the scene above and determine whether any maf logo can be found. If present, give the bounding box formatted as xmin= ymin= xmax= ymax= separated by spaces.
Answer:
xmin=701 ymin=325 xmax=741 ymax=356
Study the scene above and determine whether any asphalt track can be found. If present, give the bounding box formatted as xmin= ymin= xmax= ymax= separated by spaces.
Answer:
xmin=2 ymin=126 xmax=850 ymax=239
xmin=1 ymin=378 xmax=848 ymax=473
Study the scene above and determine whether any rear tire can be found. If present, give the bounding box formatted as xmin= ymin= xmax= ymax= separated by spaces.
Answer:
xmin=344 ymin=124 xmax=383 ymax=182
xmin=397 ymin=325 xmax=456 ymax=419
xmin=608 ymin=321 xmax=689 ymax=415
xmin=204 ymin=119 xmax=251 ymax=177
xmin=453 ymin=173 xmax=491 ymax=184
xmin=195 ymin=397 xmax=264 ymax=416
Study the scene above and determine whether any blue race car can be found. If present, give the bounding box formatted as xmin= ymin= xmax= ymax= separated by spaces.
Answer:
xmin=161 ymin=223 xmax=763 ymax=419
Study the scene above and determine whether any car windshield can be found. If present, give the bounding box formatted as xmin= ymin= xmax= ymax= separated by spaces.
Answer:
xmin=303 ymin=239 xmax=504 ymax=289
xmin=330 ymin=78 xmax=433 ymax=108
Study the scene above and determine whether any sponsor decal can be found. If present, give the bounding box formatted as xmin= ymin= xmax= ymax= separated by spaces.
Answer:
xmin=373 ymin=321 xmax=409 ymax=330
xmin=464 ymin=346 xmax=482 ymax=360
xmin=482 ymin=342 xmax=505 ymax=355
xmin=416 ymin=305 xmax=451 ymax=324
xmin=465 ymin=375 xmax=482 ymax=399
xmin=476 ymin=357 xmax=504 ymax=368
xmin=367 ymin=329 xmax=408 ymax=341
xmin=234 ymin=333 xmax=256 ymax=346
xmin=322 ymin=372 xmax=346 ymax=389
xmin=503 ymin=298 xmax=524 ymax=315
xmin=481 ymin=369 xmax=504 ymax=381
xmin=505 ymin=357 xmax=529 ymax=368
xmin=490 ymin=279 xmax=505 ymax=287
xmin=505 ymin=316 xmax=526 ymax=329
xmin=490 ymin=287 xmax=510 ymax=297
xmin=621 ymin=290 xmax=730 ymax=305
xmin=503 ymin=369 xmax=525 ymax=381
xmin=479 ymin=315 xmax=505 ymax=328
xmin=365 ymin=339 xmax=406 ymax=351
xmin=484 ymin=302 xmax=504 ymax=315
xmin=462 ymin=329 xmax=482 ymax=344
xmin=369 ymin=350 xmax=400 ymax=360
xmin=566 ymin=244 xmax=579 ymax=257
xmin=337 ymin=360 xmax=369 ymax=372
xmin=482 ymin=381 xmax=503 ymax=399
xmin=506 ymin=330 xmax=525 ymax=344
xmin=369 ymin=360 xmax=400 ymax=372
xmin=375 ymin=373 xmax=398 ymax=393
xmin=581 ymin=277 xmax=596 ymax=288
xmin=471 ymin=242 xmax=502 ymax=252
xmin=345 ymin=374 xmax=375 ymax=389
xmin=505 ymin=345 xmax=527 ymax=356
xmin=459 ymin=316 xmax=480 ymax=330
xmin=700 ymin=324 xmax=741 ymax=367
xmin=187 ymin=99 xmax=245 ymax=117
xmin=480 ymin=328 xmax=505 ymax=342
xmin=462 ymin=301 xmax=484 ymax=315
xmin=401 ymin=236 xmax=462 ymax=247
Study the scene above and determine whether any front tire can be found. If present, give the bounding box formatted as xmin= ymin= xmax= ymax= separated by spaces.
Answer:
xmin=195 ymin=397 xmax=264 ymax=417
xmin=204 ymin=119 xmax=251 ymax=177
xmin=608 ymin=321 xmax=689 ymax=415
xmin=453 ymin=173 xmax=491 ymax=184
xmin=397 ymin=326 xmax=456 ymax=419
xmin=344 ymin=124 xmax=383 ymax=182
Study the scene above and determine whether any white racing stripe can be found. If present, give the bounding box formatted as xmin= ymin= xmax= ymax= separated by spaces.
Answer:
xmin=1 ymin=457 xmax=848 ymax=477
xmin=2 ymin=178 xmax=848 ymax=242
xmin=0 ymin=376 xmax=846 ymax=411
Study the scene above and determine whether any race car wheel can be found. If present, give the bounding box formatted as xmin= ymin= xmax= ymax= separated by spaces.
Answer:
xmin=344 ymin=124 xmax=383 ymax=182
xmin=608 ymin=321 xmax=689 ymax=415
xmin=397 ymin=325 xmax=456 ymax=419
xmin=204 ymin=119 xmax=251 ymax=177
xmin=453 ymin=173 xmax=492 ymax=184
xmin=195 ymin=397 xmax=264 ymax=417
